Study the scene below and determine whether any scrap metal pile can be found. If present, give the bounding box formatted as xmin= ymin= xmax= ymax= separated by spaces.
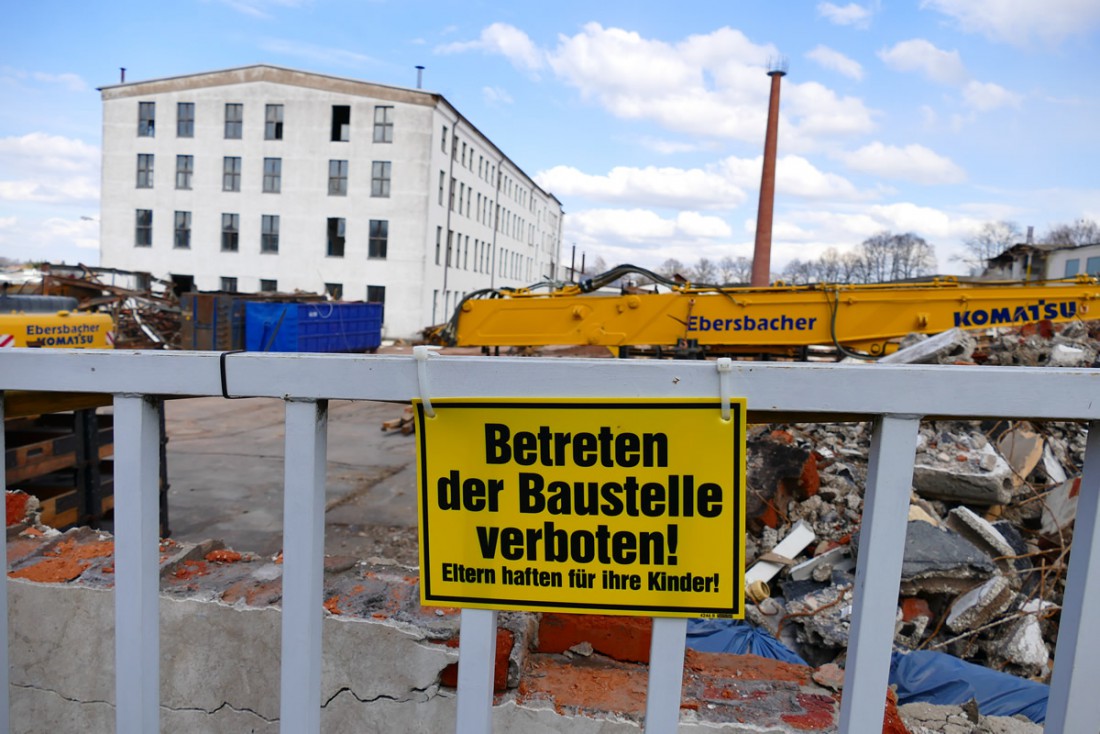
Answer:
xmin=741 ymin=319 xmax=1098 ymax=690
xmin=39 ymin=264 xmax=183 ymax=349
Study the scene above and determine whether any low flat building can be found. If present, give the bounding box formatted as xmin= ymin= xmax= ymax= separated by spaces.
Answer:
xmin=98 ymin=65 xmax=564 ymax=340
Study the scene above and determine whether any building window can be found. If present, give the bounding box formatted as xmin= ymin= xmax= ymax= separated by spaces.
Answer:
xmin=136 ymin=154 xmax=154 ymax=188
xmin=331 ymin=105 xmax=350 ymax=141
xmin=327 ymin=217 xmax=346 ymax=257
xmin=367 ymin=285 xmax=385 ymax=319
xmin=261 ymin=215 xmax=279 ymax=253
xmin=225 ymin=103 xmax=243 ymax=139
xmin=369 ymin=219 xmax=388 ymax=259
xmin=441 ymin=126 xmax=448 ymax=152
xmin=325 ymin=283 xmax=343 ymax=300
xmin=264 ymin=104 xmax=284 ymax=140
xmin=373 ymin=105 xmax=394 ymax=143
xmin=221 ymin=277 xmax=238 ymax=292
xmin=177 ymin=102 xmax=194 ymax=137
xmin=223 ymin=156 xmax=241 ymax=192
xmin=435 ymin=226 xmax=441 ymax=265
xmin=371 ymin=161 xmax=391 ymax=197
xmin=328 ymin=159 xmax=348 ymax=196
xmin=263 ymin=157 xmax=282 ymax=193
xmin=175 ymin=155 xmax=193 ymax=190
xmin=438 ymin=171 xmax=445 ymax=205
xmin=138 ymin=101 xmax=155 ymax=137
xmin=135 ymin=209 xmax=152 ymax=247
xmin=174 ymin=211 xmax=191 ymax=249
xmin=1087 ymin=257 xmax=1100 ymax=276
xmin=260 ymin=279 xmax=278 ymax=292
xmin=221 ymin=213 xmax=239 ymax=252
xmin=1065 ymin=258 xmax=1081 ymax=277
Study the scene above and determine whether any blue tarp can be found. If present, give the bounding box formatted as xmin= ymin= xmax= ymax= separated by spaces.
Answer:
xmin=685 ymin=619 xmax=808 ymax=665
xmin=890 ymin=650 xmax=1048 ymax=723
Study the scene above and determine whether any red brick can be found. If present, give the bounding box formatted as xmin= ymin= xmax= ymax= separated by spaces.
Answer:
xmin=537 ymin=613 xmax=652 ymax=663
xmin=516 ymin=653 xmax=647 ymax=717
xmin=6 ymin=492 xmax=30 ymax=527
xmin=901 ymin=597 xmax=932 ymax=622
xmin=440 ymin=629 xmax=514 ymax=692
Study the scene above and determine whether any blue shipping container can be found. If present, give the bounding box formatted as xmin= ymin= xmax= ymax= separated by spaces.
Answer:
xmin=244 ymin=302 xmax=382 ymax=353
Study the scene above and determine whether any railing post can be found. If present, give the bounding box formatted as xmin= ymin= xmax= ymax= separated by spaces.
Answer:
xmin=839 ymin=414 xmax=919 ymax=731
xmin=113 ymin=395 xmax=162 ymax=734
xmin=279 ymin=398 xmax=329 ymax=733
xmin=1045 ymin=419 xmax=1100 ymax=732
xmin=0 ymin=392 xmax=8 ymax=734
xmin=456 ymin=608 xmax=498 ymax=733
xmin=644 ymin=616 xmax=688 ymax=732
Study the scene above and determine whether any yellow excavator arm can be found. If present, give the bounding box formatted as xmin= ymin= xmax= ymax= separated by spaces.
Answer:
xmin=444 ymin=271 xmax=1100 ymax=358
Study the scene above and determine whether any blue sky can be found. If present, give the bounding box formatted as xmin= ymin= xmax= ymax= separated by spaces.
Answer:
xmin=2 ymin=0 xmax=1098 ymax=274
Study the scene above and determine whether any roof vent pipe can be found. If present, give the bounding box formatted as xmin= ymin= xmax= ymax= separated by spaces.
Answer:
xmin=415 ymin=65 xmax=425 ymax=89
xmin=120 ymin=67 xmax=126 ymax=83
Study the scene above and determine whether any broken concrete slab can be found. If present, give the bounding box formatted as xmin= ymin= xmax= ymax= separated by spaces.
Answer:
xmin=945 ymin=507 xmax=1017 ymax=576
xmin=1047 ymin=342 xmax=1096 ymax=367
xmin=899 ymin=702 xmax=1043 ymax=734
xmin=999 ymin=615 xmax=1049 ymax=672
xmin=876 ymin=520 xmax=998 ymax=596
xmin=788 ymin=545 xmax=853 ymax=583
xmin=879 ymin=328 xmax=972 ymax=364
xmin=946 ymin=575 xmax=1015 ymax=633
xmin=745 ymin=520 xmax=815 ymax=588
xmin=913 ymin=441 xmax=1015 ymax=505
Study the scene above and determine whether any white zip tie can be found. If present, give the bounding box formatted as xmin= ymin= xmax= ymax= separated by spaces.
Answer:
xmin=413 ymin=345 xmax=441 ymax=417
xmin=717 ymin=357 xmax=733 ymax=421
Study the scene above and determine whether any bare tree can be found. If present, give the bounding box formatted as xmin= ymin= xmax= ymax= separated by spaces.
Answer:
xmin=781 ymin=259 xmax=813 ymax=285
xmin=586 ymin=256 xmax=608 ymax=276
xmin=852 ymin=231 xmax=936 ymax=283
xmin=658 ymin=258 xmax=688 ymax=279
xmin=691 ymin=258 xmax=718 ymax=284
xmin=957 ymin=220 xmax=1022 ymax=274
xmin=1043 ymin=218 xmax=1100 ymax=246
xmin=717 ymin=255 xmax=752 ymax=283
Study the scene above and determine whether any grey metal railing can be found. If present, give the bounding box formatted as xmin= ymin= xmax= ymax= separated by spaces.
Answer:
xmin=1 ymin=349 xmax=1098 ymax=732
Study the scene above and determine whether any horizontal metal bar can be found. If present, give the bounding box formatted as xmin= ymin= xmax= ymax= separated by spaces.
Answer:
xmin=2 ymin=349 xmax=1100 ymax=421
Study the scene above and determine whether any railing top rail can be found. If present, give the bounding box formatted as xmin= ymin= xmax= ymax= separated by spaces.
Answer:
xmin=2 ymin=348 xmax=1098 ymax=421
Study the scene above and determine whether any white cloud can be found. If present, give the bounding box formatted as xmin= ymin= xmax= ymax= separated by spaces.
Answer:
xmin=0 ymin=67 xmax=88 ymax=93
xmin=921 ymin=0 xmax=1100 ymax=46
xmin=877 ymin=39 xmax=1021 ymax=112
xmin=785 ymin=82 xmax=877 ymax=137
xmin=0 ymin=133 xmax=99 ymax=172
xmin=259 ymin=39 xmax=376 ymax=68
xmin=482 ymin=86 xmax=513 ymax=105
xmin=214 ymin=0 xmax=310 ymax=20
xmin=545 ymin=23 xmax=874 ymax=143
xmin=878 ymin=39 xmax=967 ymax=85
xmin=567 ymin=209 xmax=732 ymax=244
xmin=817 ymin=2 xmax=874 ymax=28
xmin=0 ymin=133 xmax=100 ymax=206
xmin=805 ymin=45 xmax=864 ymax=80
xmin=435 ymin=22 xmax=544 ymax=71
xmin=538 ymin=155 xmax=863 ymax=211
xmin=536 ymin=164 xmax=746 ymax=210
xmin=840 ymin=142 xmax=966 ymax=184
xmin=635 ymin=137 xmax=718 ymax=155
xmin=0 ymin=215 xmax=99 ymax=265
xmin=962 ymin=80 xmax=1022 ymax=111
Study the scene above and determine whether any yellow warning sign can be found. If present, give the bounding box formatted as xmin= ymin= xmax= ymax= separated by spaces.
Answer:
xmin=414 ymin=398 xmax=746 ymax=617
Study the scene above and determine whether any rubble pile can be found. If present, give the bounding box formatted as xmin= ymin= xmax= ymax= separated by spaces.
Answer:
xmin=40 ymin=264 xmax=183 ymax=349
xmin=743 ymin=320 xmax=1094 ymax=712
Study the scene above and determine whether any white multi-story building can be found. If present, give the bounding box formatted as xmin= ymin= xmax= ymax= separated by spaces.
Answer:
xmin=98 ymin=65 xmax=564 ymax=339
